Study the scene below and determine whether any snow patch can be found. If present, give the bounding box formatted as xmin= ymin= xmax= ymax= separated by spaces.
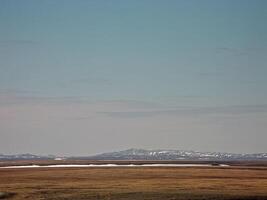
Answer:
xmin=0 ymin=164 xmax=229 ymax=169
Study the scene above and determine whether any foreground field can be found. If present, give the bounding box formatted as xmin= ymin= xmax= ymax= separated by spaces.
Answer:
xmin=0 ymin=165 xmax=267 ymax=200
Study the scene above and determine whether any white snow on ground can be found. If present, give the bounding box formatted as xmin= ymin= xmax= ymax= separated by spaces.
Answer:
xmin=1 ymin=165 xmax=41 ymax=168
xmin=217 ymin=164 xmax=230 ymax=167
xmin=54 ymin=158 xmax=64 ymax=161
xmin=0 ymin=164 xmax=229 ymax=169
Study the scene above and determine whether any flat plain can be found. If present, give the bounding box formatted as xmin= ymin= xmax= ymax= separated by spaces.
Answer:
xmin=0 ymin=161 xmax=267 ymax=200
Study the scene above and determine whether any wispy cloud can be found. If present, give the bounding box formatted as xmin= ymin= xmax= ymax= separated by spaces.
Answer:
xmin=1 ymin=89 xmax=266 ymax=121
xmin=0 ymin=89 xmax=88 ymax=105
xmin=0 ymin=40 xmax=38 ymax=46
xmin=0 ymin=89 xmax=37 ymax=95
xmin=57 ymin=77 xmax=114 ymax=89
xmin=215 ymin=47 xmax=266 ymax=56
xmin=99 ymin=104 xmax=267 ymax=118
xmin=0 ymin=89 xmax=161 ymax=110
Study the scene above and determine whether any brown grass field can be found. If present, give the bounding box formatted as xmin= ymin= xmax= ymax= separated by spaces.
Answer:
xmin=0 ymin=161 xmax=267 ymax=200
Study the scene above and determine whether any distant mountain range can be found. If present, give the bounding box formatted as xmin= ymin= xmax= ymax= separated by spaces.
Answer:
xmin=0 ymin=153 xmax=55 ymax=161
xmin=1 ymin=149 xmax=267 ymax=161
xmin=85 ymin=149 xmax=267 ymax=161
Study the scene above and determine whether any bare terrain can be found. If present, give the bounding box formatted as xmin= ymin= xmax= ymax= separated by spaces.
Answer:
xmin=0 ymin=161 xmax=267 ymax=200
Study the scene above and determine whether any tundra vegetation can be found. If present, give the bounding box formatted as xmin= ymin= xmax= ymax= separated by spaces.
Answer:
xmin=0 ymin=163 xmax=267 ymax=200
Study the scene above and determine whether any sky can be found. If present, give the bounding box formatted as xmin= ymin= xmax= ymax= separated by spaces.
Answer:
xmin=0 ymin=0 xmax=267 ymax=156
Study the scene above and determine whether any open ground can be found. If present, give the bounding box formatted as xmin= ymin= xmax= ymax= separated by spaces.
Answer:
xmin=0 ymin=161 xmax=267 ymax=200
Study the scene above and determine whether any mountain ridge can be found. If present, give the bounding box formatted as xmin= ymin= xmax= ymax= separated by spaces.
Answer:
xmin=1 ymin=149 xmax=267 ymax=161
xmin=86 ymin=148 xmax=267 ymax=161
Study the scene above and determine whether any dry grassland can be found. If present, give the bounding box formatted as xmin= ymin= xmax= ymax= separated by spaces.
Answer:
xmin=0 ymin=166 xmax=267 ymax=199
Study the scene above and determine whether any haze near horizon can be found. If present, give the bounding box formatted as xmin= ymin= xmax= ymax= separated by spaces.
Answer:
xmin=0 ymin=0 xmax=267 ymax=156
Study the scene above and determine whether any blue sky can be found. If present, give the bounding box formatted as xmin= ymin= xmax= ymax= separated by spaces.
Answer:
xmin=0 ymin=0 xmax=267 ymax=155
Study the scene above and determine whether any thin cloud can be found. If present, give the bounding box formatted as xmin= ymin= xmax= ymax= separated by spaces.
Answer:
xmin=0 ymin=90 xmax=161 ymax=110
xmin=215 ymin=47 xmax=266 ymax=56
xmin=0 ymin=40 xmax=38 ymax=46
xmin=99 ymin=104 xmax=267 ymax=118
xmin=0 ymin=89 xmax=37 ymax=95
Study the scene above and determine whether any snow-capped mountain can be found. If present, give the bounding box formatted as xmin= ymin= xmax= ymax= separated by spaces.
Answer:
xmin=88 ymin=148 xmax=267 ymax=161
xmin=1 ymin=149 xmax=267 ymax=161
xmin=0 ymin=153 xmax=55 ymax=161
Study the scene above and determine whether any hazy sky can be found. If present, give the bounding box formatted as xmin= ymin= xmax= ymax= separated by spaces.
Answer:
xmin=0 ymin=0 xmax=267 ymax=155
